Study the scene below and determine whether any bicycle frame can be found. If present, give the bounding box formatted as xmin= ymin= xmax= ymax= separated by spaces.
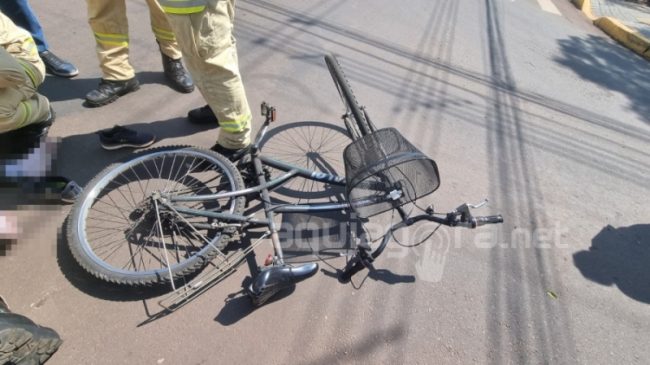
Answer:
xmin=159 ymin=113 xmax=368 ymax=265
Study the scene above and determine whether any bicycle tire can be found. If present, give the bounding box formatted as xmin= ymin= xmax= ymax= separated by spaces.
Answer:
xmin=325 ymin=54 xmax=373 ymax=137
xmin=67 ymin=146 xmax=245 ymax=286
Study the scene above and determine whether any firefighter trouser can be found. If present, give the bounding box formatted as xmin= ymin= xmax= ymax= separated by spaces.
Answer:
xmin=165 ymin=0 xmax=251 ymax=149
xmin=0 ymin=12 xmax=49 ymax=134
xmin=87 ymin=0 xmax=183 ymax=81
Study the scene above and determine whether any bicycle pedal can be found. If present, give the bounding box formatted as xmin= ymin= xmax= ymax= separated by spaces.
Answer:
xmin=260 ymin=102 xmax=276 ymax=122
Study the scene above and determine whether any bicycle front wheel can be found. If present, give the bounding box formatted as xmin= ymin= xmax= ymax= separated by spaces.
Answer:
xmin=67 ymin=146 xmax=245 ymax=286
xmin=325 ymin=54 xmax=372 ymax=138
xmin=259 ymin=121 xmax=350 ymax=200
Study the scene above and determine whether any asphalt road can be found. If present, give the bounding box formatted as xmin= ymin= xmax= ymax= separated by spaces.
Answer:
xmin=1 ymin=0 xmax=649 ymax=364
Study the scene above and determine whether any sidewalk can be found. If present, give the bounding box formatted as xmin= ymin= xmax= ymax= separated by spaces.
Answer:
xmin=592 ymin=0 xmax=650 ymax=37
xmin=574 ymin=0 xmax=650 ymax=60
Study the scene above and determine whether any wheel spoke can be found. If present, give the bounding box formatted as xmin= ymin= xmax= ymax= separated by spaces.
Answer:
xmin=258 ymin=121 xmax=350 ymax=200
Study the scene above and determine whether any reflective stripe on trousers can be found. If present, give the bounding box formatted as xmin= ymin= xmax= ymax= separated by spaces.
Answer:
xmin=159 ymin=0 xmax=207 ymax=14
xmin=87 ymin=0 xmax=183 ymax=80
xmin=0 ymin=14 xmax=49 ymax=133
xmin=165 ymin=0 xmax=252 ymax=149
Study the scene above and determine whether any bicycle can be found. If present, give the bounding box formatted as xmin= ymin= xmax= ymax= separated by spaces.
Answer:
xmin=66 ymin=54 xmax=503 ymax=308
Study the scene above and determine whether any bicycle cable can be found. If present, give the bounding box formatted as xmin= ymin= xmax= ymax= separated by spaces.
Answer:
xmin=391 ymin=222 xmax=442 ymax=248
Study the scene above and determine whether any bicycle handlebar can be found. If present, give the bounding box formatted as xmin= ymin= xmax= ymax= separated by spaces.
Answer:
xmin=338 ymin=210 xmax=504 ymax=283
xmin=455 ymin=214 xmax=504 ymax=228
xmin=475 ymin=214 xmax=504 ymax=226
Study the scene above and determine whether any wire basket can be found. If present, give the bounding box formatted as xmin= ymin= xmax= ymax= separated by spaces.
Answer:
xmin=343 ymin=128 xmax=440 ymax=218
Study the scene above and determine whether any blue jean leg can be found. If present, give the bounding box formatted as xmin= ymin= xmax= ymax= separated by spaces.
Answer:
xmin=0 ymin=0 xmax=49 ymax=53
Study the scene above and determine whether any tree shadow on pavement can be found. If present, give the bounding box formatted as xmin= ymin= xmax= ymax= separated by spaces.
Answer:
xmin=573 ymin=224 xmax=650 ymax=304
xmin=555 ymin=34 xmax=650 ymax=125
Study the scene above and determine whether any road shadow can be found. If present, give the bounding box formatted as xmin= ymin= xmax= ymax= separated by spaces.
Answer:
xmin=213 ymin=277 xmax=295 ymax=326
xmin=40 ymin=71 xmax=182 ymax=103
xmin=574 ymin=224 xmax=650 ymax=304
xmin=279 ymin=210 xmax=354 ymax=263
xmin=555 ymin=34 xmax=650 ymax=125
xmin=320 ymin=267 xmax=415 ymax=287
xmin=57 ymin=116 xmax=216 ymax=186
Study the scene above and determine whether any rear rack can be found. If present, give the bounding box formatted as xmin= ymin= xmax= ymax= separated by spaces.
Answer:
xmin=157 ymin=231 xmax=270 ymax=312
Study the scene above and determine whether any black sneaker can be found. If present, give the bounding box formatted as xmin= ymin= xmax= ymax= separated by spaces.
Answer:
xmin=39 ymin=50 xmax=79 ymax=78
xmin=36 ymin=177 xmax=82 ymax=204
xmin=188 ymin=105 xmax=219 ymax=125
xmin=85 ymin=78 xmax=140 ymax=107
xmin=210 ymin=143 xmax=251 ymax=162
xmin=98 ymin=125 xmax=155 ymax=150
xmin=1 ymin=176 xmax=83 ymax=204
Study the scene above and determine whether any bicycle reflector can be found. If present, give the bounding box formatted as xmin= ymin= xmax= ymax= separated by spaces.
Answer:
xmin=343 ymin=128 xmax=440 ymax=218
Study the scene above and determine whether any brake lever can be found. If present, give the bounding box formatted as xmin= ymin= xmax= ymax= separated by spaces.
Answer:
xmin=467 ymin=199 xmax=488 ymax=209
xmin=453 ymin=198 xmax=489 ymax=224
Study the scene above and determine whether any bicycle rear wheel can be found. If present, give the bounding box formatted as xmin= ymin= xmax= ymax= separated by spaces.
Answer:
xmin=67 ymin=146 xmax=245 ymax=286
xmin=325 ymin=54 xmax=373 ymax=138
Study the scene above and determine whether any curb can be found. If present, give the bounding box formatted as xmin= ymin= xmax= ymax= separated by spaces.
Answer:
xmin=571 ymin=0 xmax=650 ymax=61
xmin=572 ymin=0 xmax=596 ymax=20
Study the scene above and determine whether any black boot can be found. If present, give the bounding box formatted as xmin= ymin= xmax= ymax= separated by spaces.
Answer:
xmin=0 ymin=297 xmax=62 ymax=364
xmin=24 ymin=106 xmax=56 ymax=140
xmin=188 ymin=104 xmax=219 ymax=124
xmin=162 ymin=53 xmax=194 ymax=93
xmin=210 ymin=143 xmax=251 ymax=162
xmin=85 ymin=78 xmax=140 ymax=107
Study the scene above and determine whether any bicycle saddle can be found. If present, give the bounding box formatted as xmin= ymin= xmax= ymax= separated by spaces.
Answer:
xmin=247 ymin=263 xmax=318 ymax=306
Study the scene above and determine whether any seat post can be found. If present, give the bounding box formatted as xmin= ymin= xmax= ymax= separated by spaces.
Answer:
xmin=252 ymin=154 xmax=284 ymax=264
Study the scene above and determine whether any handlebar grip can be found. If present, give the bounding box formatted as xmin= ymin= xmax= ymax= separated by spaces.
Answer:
xmin=338 ymin=256 xmax=366 ymax=283
xmin=475 ymin=215 xmax=504 ymax=226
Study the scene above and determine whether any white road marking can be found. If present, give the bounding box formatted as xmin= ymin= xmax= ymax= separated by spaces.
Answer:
xmin=537 ymin=0 xmax=561 ymax=15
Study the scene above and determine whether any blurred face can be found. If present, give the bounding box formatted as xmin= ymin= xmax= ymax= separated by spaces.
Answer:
xmin=0 ymin=211 xmax=18 ymax=239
